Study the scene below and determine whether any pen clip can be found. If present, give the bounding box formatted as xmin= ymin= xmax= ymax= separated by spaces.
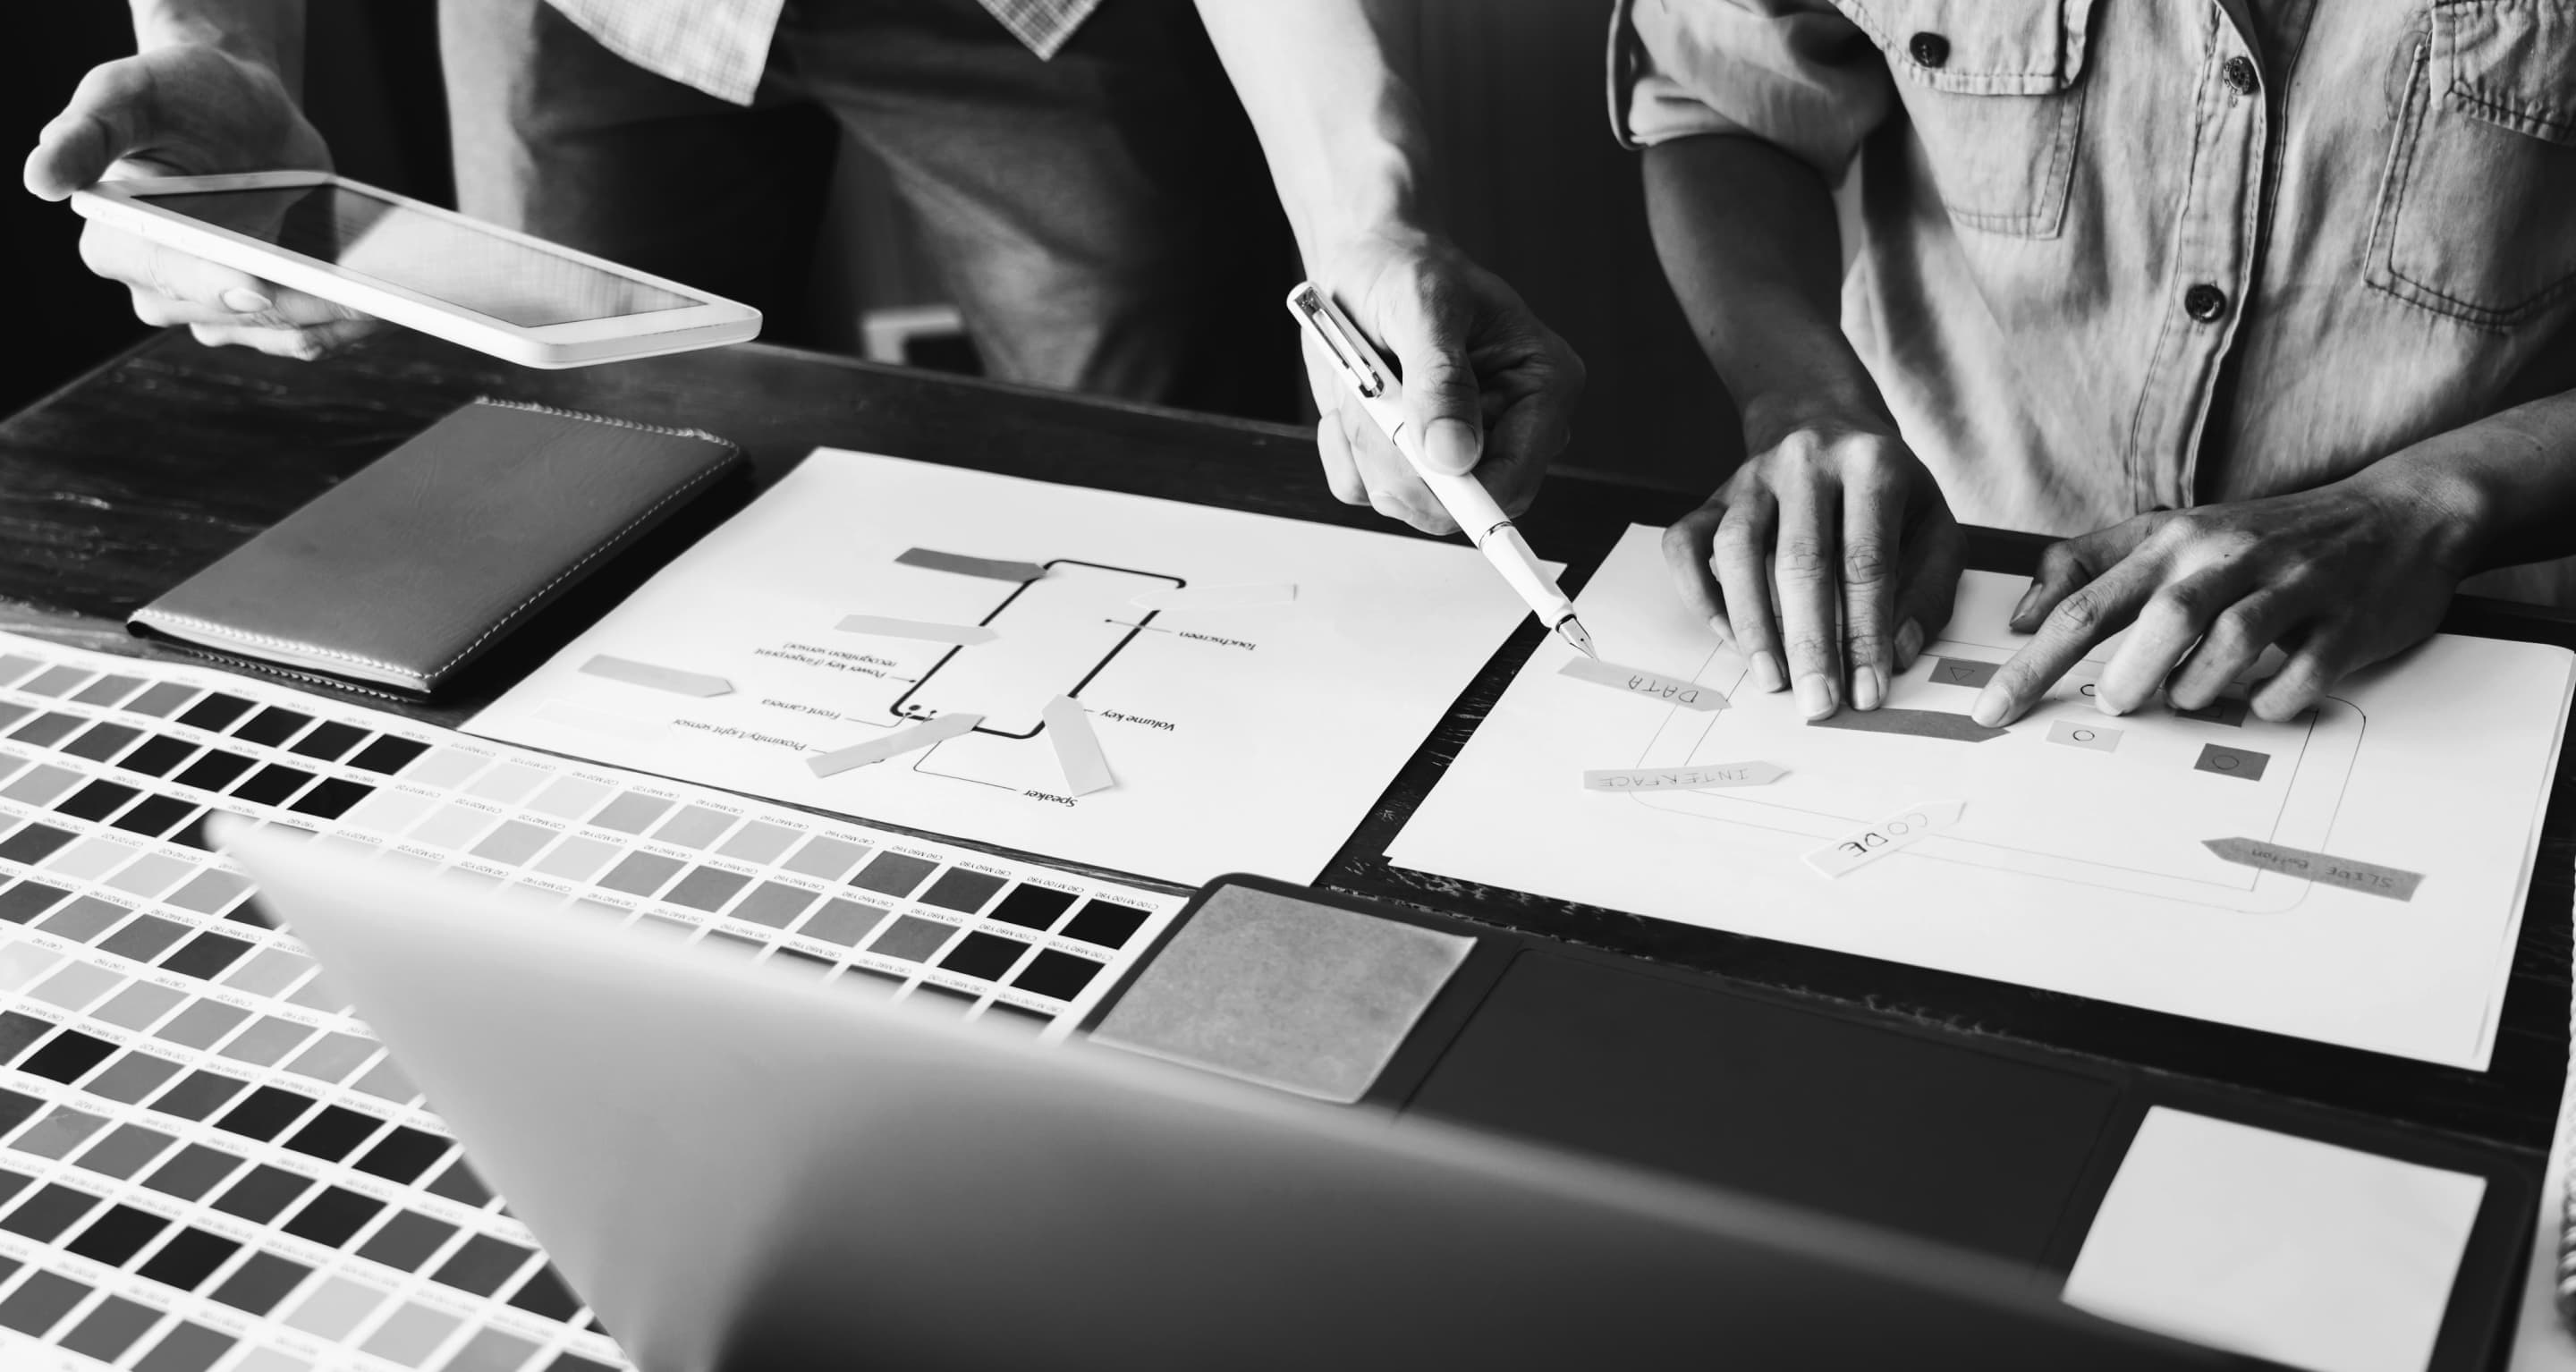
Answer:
xmin=1290 ymin=285 xmax=1385 ymax=399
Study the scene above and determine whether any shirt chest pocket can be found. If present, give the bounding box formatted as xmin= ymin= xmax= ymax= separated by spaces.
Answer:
xmin=1837 ymin=0 xmax=2095 ymax=238
xmin=2367 ymin=1 xmax=2576 ymax=331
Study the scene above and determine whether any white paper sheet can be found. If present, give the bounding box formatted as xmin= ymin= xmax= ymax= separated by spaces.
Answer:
xmin=466 ymin=451 xmax=1539 ymax=885
xmin=2063 ymin=1108 xmax=2486 ymax=1372
xmin=1385 ymin=524 xmax=2573 ymax=1068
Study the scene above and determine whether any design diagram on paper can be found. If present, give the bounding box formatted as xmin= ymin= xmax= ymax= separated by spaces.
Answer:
xmin=1385 ymin=525 xmax=2573 ymax=1069
xmin=1619 ymin=624 xmax=2361 ymax=913
xmin=465 ymin=451 xmax=1542 ymax=885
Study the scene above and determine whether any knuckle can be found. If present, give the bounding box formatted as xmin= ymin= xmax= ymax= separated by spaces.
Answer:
xmin=2205 ymin=606 xmax=2262 ymax=653
xmin=1842 ymin=538 xmax=1894 ymax=588
xmin=1776 ymin=534 xmax=1832 ymax=579
xmin=1783 ymin=631 xmax=1837 ymax=666
xmin=2145 ymin=583 xmax=2209 ymax=626
xmin=2051 ymin=591 xmax=2108 ymax=638
xmin=2036 ymin=543 xmax=2084 ymax=580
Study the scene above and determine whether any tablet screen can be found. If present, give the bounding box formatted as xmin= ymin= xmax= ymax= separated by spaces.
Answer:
xmin=136 ymin=182 xmax=696 ymax=326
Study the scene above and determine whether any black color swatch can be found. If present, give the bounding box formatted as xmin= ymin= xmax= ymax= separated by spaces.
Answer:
xmin=21 ymin=1031 xmax=116 ymax=1083
xmin=1059 ymin=902 xmax=1150 ymax=949
xmin=346 ymin=735 xmax=428 ymax=775
xmin=288 ymin=777 xmax=370 ymax=820
xmin=175 ymin=694 xmax=253 ymax=732
xmin=283 ymin=1105 xmax=379 ymax=1162
xmin=116 ymin=735 xmax=197 ymax=777
xmin=281 ymin=1185 xmax=383 ymax=1247
xmin=230 ymin=707 xmax=311 ymax=747
xmin=64 ymin=1204 xmax=169 ymax=1265
xmin=111 ymin=794 xmax=197 ymax=838
xmin=289 ymin=721 xmax=367 ymax=761
xmin=986 ymin=885 xmax=1076 ymax=930
xmin=1011 ymin=950 xmax=1105 ymax=1001
xmin=433 ymin=1233 xmax=535 ymax=1295
xmin=213 ymin=1087 xmax=310 ymax=1141
xmin=138 ymin=1228 xmax=242 ymax=1291
xmin=55 ymin=780 xmax=140 ymax=822
xmin=227 ymin=765 xmax=313 ymax=807
xmin=938 ymin=932 xmax=1030 ymax=981
xmin=353 ymin=1126 xmax=448 ymax=1184
xmin=173 ymin=751 xmax=254 ymax=792
xmin=509 ymin=1266 xmax=584 ymax=1320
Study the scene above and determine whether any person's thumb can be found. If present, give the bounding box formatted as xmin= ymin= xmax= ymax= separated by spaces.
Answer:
xmin=1376 ymin=277 xmax=1486 ymax=477
xmin=24 ymin=58 xmax=157 ymax=200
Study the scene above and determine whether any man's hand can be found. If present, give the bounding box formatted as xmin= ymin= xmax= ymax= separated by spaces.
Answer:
xmin=1972 ymin=470 xmax=2473 ymax=728
xmin=1662 ymin=409 xmax=1963 ymax=717
xmin=1304 ymin=232 xmax=1583 ymax=535
xmin=25 ymin=45 xmax=373 ymax=360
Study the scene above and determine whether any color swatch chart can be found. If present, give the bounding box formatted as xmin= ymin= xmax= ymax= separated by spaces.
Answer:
xmin=0 ymin=633 xmax=1184 ymax=1372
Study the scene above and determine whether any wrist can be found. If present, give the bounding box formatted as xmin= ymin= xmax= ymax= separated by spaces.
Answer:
xmin=1736 ymin=375 xmax=1901 ymax=455
xmin=2348 ymin=449 xmax=2495 ymax=579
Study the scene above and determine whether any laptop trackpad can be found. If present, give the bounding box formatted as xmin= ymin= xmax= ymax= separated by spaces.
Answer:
xmin=1402 ymin=949 xmax=2122 ymax=1266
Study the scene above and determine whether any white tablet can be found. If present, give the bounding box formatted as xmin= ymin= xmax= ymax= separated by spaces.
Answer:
xmin=70 ymin=170 xmax=761 ymax=368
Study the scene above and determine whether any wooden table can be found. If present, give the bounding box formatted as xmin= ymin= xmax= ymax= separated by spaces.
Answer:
xmin=4 ymin=328 xmax=2567 ymax=1170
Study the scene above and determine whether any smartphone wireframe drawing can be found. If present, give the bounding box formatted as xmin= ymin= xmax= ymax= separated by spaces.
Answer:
xmin=892 ymin=561 xmax=1184 ymax=737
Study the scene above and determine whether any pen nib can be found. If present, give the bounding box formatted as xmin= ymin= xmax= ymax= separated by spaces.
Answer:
xmin=1555 ymin=617 xmax=1597 ymax=660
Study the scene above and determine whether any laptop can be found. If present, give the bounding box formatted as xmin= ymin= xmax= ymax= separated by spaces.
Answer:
xmin=222 ymin=821 xmax=2249 ymax=1370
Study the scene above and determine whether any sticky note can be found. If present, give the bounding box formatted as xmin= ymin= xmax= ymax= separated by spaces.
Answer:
xmin=806 ymin=715 xmax=983 ymax=778
xmin=834 ymin=615 xmax=996 ymax=645
xmin=576 ymin=656 xmax=731 ymax=698
xmin=1808 ymin=708 xmax=2005 ymax=742
xmin=2193 ymin=744 xmax=2269 ymax=782
xmin=1558 ymin=658 xmax=1725 ymax=711
xmin=2202 ymin=839 xmax=2423 ymax=902
xmin=1806 ymin=800 xmax=1963 ymax=877
xmin=2046 ymin=719 xmax=2121 ymax=752
xmin=1928 ymin=656 xmax=1999 ymax=689
xmin=1040 ymin=697 xmax=1114 ymax=796
xmin=895 ymin=547 xmax=1047 ymax=582
xmin=2174 ymin=696 xmax=2250 ymax=726
xmin=1131 ymin=583 xmax=1296 ymax=613
xmin=2062 ymin=1107 xmax=2482 ymax=1372
xmin=1582 ymin=763 xmax=1784 ymax=792
xmin=1091 ymin=885 xmax=1471 ymax=1103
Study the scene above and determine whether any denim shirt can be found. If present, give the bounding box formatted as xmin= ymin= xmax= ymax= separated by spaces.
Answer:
xmin=1612 ymin=0 xmax=2576 ymax=604
xmin=544 ymin=0 xmax=1103 ymax=104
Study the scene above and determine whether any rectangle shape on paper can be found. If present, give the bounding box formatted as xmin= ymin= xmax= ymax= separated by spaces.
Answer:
xmin=1041 ymin=697 xmax=1114 ymax=796
xmin=2062 ymin=1107 xmax=2481 ymax=1372
xmin=806 ymin=715 xmax=981 ymax=778
xmin=1559 ymin=658 xmax=1724 ymax=711
xmin=1092 ymin=885 xmax=1471 ymax=1103
xmin=894 ymin=547 xmax=1048 ymax=582
xmin=897 ymin=562 xmax=1182 ymax=735
xmin=2201 ymin=839 xmax=2423 ymax=902
xmin=1583 ymin=763 xmax=1784 ymax=792
xmin=834 ymin=615 xmax=996 ymax=645
xmin=578 ymin=655 xmax=731 ymax=698
xmin=1805 ymin=800 xmax=1963 ymax=878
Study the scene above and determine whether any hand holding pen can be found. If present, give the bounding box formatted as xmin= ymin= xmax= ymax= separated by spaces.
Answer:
xmin=1291 ymin=236 xmax=1585 ymax=538
xmin=1292 ymin=279 xmax=1598 ymax=659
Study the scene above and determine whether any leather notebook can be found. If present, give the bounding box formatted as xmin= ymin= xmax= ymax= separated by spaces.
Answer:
xmin=131 ymin=397 xmax=744 ymax=696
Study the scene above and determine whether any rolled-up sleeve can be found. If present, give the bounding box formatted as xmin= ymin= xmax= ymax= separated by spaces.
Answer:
xmin=1607 ymin=0 xmax=1895 ymax=181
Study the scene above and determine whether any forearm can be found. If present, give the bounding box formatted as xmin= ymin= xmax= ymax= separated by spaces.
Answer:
xmin=1192 ymin=0 xmax=1432 ymax=262
xmin=2357 ymin=390 xmax=2576 ymax=574
xmin=131 ymin=0 xmax=304 ymax=94
xmin=1643 ymin=134 xmax=1884 ymax=447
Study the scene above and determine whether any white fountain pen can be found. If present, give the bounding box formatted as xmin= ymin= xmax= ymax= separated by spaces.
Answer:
xmin=1286 ymin=283 xmax=1597 ymax=660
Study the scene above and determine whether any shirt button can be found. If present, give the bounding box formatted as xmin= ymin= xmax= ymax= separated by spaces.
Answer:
xmin=1909 ymin=32 xmax=1950 ymax=68
xmin=2183 ymin=284 xmax=2229 ymax=322
xmin=2223 ymin=55 xmax=2259 ymax=96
